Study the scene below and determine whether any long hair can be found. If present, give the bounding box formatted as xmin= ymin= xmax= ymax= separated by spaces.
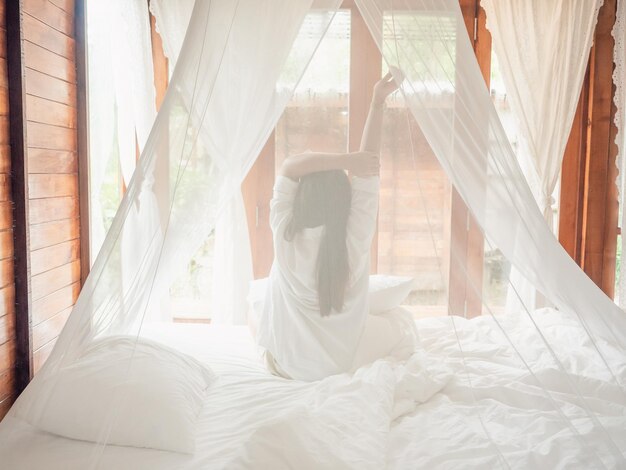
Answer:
xmin=284 ymin=170 xmax=351 ymax=316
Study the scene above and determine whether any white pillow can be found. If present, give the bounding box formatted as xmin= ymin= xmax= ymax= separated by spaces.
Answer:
xmin=368 ymin=274 xmax=415 ymax=314
xmin=249 ymin=275 xmax=415 ymax=316
xmin=13 ymin=336 xmax=215 ymax=454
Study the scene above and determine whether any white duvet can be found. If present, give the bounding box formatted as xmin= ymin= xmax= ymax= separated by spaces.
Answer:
xmin=0 ymin=308 xmax=624 ymax=469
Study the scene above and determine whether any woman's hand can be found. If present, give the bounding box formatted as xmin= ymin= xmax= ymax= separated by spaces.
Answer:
xmin=345 ymin=151 xmax=380 ymax=178
xmin=373 ymin=67 xmax=404 ymax=105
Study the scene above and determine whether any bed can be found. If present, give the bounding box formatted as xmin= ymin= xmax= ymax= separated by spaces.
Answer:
xmin=0 ymin=309 xmax=624 ymax=469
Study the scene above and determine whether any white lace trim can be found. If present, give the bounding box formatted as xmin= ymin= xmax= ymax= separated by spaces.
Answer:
xmin=148 ymin=0 xmax=176 ymax=63
xmin=613 ymin=0 xmax=624 ymax=202
xmin=612 ymin=0 xmax=626 ymax=305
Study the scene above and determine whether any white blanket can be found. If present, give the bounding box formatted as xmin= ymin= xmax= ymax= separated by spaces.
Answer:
xmin=0 ymin=309 xmax=624 ymax=469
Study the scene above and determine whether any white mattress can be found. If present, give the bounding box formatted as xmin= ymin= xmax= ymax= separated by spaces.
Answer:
xmin=0 ymin=309 xmax=625 ymax=469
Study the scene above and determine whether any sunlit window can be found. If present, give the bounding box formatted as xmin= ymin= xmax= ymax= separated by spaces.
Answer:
xmin=275 ymin=10 xmax=351 ymax=168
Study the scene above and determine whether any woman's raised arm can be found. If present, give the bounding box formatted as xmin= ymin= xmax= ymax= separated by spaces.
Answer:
xmin=360 ymin=68 xmax=403 ymax=154
xmin=278 ymin=69 xmax=403 ymax=181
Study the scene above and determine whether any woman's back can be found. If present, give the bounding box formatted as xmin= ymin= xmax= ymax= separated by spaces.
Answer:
xmin=256 ymin=174 xmax=379 ymax=381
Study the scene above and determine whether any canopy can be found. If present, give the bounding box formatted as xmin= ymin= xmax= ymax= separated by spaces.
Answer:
xmin=4 ymin=1 xmax=626 ymax=467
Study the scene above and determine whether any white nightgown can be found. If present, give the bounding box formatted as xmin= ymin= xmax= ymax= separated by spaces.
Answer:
xmin=256 ymin=175 xmax=416 ymax=381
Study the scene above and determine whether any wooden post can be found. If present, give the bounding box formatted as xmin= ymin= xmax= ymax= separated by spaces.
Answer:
xmin=76 ymin=0 xmax=90 ymax=283
xmin=560 ymin=0 xmax=618 ymax=298
xmin=559 ymin=70 xmax=590 ymax=265
xmin=149 ymin=4 xmax=168 ymax=110
xmin=148 ymin=1 xmax=171 ymax=241
xmin=6 ymin=0 xmax=32 ymax=394
xmin=581 ymin=0 xmax=619 ymax=297
xmin=447 ymin=1 xmax=491 ymax=317
xmin=0 ymin=0 xmax=17 ymax=419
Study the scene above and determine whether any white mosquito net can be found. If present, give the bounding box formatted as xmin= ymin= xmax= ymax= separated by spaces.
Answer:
xmin=5 ymin=0 xmax=626 ymax=468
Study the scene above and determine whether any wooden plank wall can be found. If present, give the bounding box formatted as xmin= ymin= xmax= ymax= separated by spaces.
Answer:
xmin=0 ymin=0 xmax=16 ymax=421
xmin=4 ymin=0 xmax=81 ymax=403
xmin=23 ymin=0 xmax=80 ymax=375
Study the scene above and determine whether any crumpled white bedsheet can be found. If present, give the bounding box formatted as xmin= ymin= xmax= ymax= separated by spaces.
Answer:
xmin=0 ymin=308 xmax=624 ymax=469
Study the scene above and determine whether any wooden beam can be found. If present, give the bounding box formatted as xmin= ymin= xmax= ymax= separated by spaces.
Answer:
xmin=7 ymin=0 xmax=33 ymax=393
xmin=580 ymin=0 xmax=618 ymax=297
xmin=559 ymin=69 xmax=590 ymax=264
xmin=149 ymin=1 xmax=168 ymax=110
xmin=447 ymin=1 xmax=490 ymax=318
xmin=75 ymin=0 xmax=89 ymax=283
xmin=474 ymin=5 xmax=492 ymax=85
xmin=148 ymin=1 xmax=170 ymax=240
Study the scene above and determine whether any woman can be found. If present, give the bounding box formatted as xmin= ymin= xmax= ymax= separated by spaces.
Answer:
xmin=256 ymin=71 xmax=416 ymax=381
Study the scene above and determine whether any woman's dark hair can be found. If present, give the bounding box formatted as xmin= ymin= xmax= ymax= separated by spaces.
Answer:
xmin=284 ymin=170 xmax=351 ymax=316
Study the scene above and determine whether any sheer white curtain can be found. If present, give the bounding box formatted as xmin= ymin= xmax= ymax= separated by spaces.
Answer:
xmin=63 ymin=0 xmax=342 ymax=352
xmin=614 ymin=0 xmax=626 ymax=308
xmin=149 ymin=0 xmax=195 ymax=69
xmin=87 ymin=0 xmax=157 ymax=261
xmin=482 ymin=0 xmax=601 ymax=313
xmin=111 ymin=0 xmax=158 ymax=185
xmin=482 ymin=0 xmax=601 ymax=229
xmin=151 ymin=0 xmax=253 ymax=324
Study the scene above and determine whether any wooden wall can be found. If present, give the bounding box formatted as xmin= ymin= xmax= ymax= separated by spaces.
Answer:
xmin=0 ymin=0 xmax=16 ymax=421
xmin=5 ymin=0 xmax=81 ymax=406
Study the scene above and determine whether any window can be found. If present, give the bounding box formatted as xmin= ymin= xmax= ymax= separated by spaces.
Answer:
xmin=275 ymin=11 xmax=351 ymax=169
xmin=244 ymin=3 xmax=504 ymax=318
